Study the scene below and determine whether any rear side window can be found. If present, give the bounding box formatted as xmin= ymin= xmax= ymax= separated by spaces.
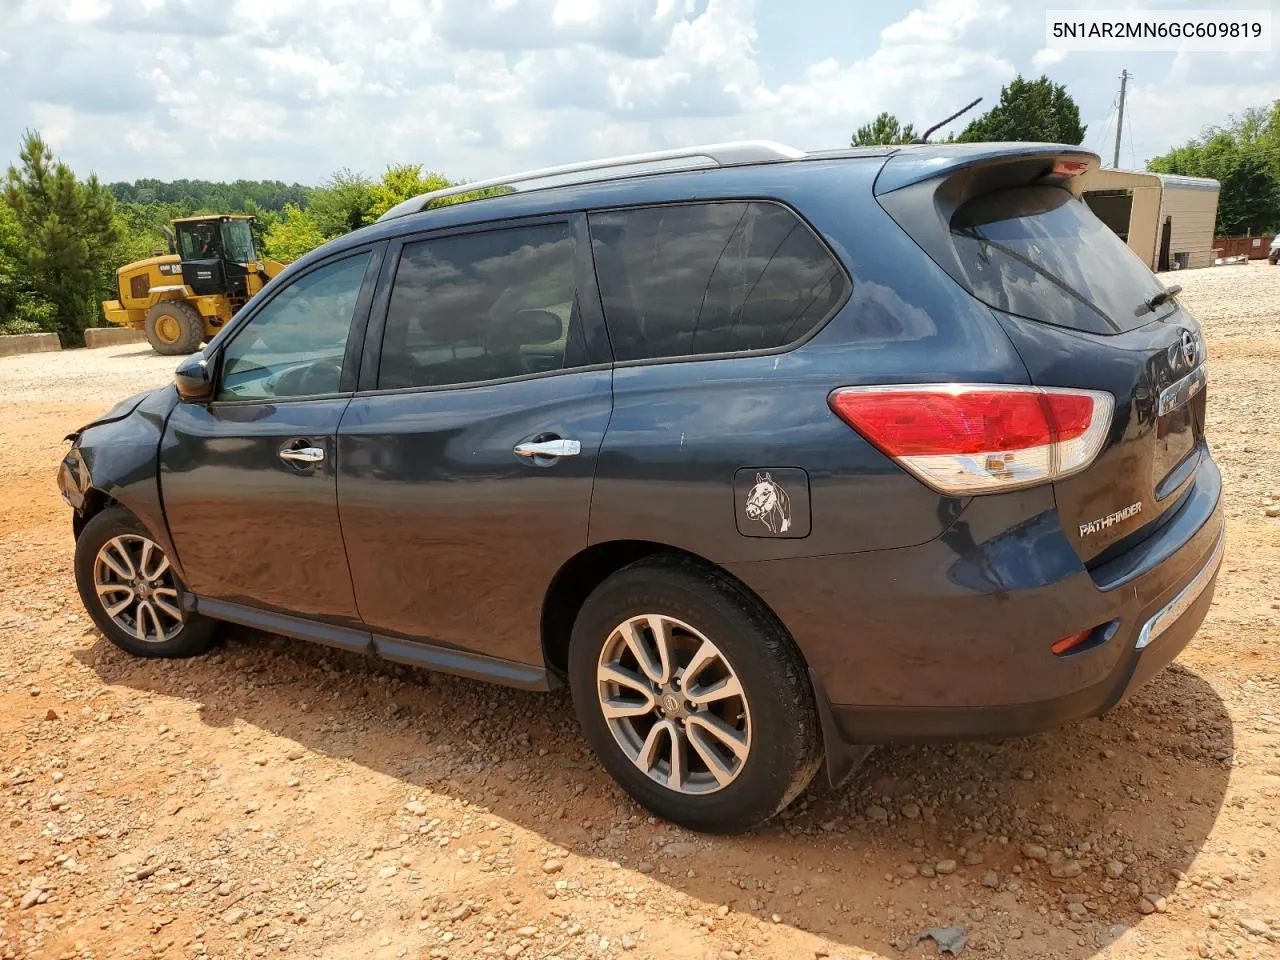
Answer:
xmin=588 ymin=201 xmax=849 ymax=362
xmin=950 ymin=185 xmax=1171 ymax=335
xmin=378 ymin=223 xmax=588 ymax=390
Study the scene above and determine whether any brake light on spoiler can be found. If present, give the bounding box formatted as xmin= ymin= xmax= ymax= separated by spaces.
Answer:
xmin=1052 ymin=160 xmax=1090 ymax=178
xmin=829 ymin=384 xmax=1114 ymax=496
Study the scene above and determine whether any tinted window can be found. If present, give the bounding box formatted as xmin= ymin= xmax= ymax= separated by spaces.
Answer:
xmin=217 ymin=253 xmax=370 ymax=401
xmin=950 ymin=185 xmax=1172 ymax=335
xmin=378 ymin=223 xmax=585 ymax=390
xmin=589 ymin=202 xmax=848 ymax=361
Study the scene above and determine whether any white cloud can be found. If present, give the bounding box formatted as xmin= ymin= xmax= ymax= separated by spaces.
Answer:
xmin=0 ymin=0 xmax=1276 ymax=184
xmin=1032 ymin=47 xmax=1068 ymax=69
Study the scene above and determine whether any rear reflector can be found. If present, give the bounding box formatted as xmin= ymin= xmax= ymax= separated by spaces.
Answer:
xmin=828 ymin=384 xmax=1114 ymax=495
xmin=1050 ymin=628 xmax=1094 ymax=656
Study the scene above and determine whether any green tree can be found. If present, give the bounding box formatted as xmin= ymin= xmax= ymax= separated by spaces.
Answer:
xmin=4 ymin=131 xmax=122 ymax=343
xmin=851 ymin=112 xmax=918 ymax=146
xmin=107 ymin=178 xmax=313 ymax=212
xmin=370 ymin=163 xmax=454 ymax=219
xmin=1148 ymin=102 xmax=1280 ymax=234
xmin=308 ymin=169 xmax=377 ymax=236
xmin=958 ymin=75 xmax=1085 ymax=145
xmin=0 ymin=202 xmax=45 ymax=334
xmin=264 ymin=204 xmax=325 ymax=261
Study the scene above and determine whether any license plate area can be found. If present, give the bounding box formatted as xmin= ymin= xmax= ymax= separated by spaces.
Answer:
xmin=1154 ymin=364 xmax=1206 ymax=491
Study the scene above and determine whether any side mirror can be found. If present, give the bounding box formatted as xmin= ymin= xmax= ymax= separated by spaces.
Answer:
xmin=174 ymin=354 xmax=213 ymax=402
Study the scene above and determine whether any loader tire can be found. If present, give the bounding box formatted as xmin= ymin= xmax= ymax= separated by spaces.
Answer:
xmin=145 ymin=301 xmax=204 ymax=356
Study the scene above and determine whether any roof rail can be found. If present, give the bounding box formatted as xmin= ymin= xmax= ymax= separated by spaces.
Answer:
xmin=376 ymin=140 xmax=806 ymax=222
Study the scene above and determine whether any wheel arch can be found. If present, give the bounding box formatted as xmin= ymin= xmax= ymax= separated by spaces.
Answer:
xmin=541 ymin=539 xmax=803 ymax=670
xmin=72 ymin=488 xmax=117 ymax=540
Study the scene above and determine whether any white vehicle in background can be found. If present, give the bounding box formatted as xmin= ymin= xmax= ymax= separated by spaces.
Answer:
xmin=1269 ymin=235 xmax=1280 ymax=265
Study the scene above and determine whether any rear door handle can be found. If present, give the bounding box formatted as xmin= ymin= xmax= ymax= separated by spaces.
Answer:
xmin=279 ymin=445 xmax=325 ymax=464
xmin=513 ymin=439 xmax=581 ymax=459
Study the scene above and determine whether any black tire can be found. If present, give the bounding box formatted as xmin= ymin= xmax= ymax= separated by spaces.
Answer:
xmin=144 ymin=301 xmax=205 ymax=356
xmin=74 ymin=506 xmax=217 ymax=658
xmin=1270 ymin=252 xmax=1279 ymax=265
xmin=568 ymin=555 xmax=821 ymax=833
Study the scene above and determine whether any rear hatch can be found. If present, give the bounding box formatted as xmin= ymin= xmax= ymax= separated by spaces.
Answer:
xmin=876 ymin=145 xmax=1208 ymax=564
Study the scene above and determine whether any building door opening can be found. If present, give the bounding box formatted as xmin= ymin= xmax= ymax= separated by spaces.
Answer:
xmin=1084 ymin=189 xmax=1134 ymax=242
xmin=1158 ymin=215 xmax=1173 ymax=272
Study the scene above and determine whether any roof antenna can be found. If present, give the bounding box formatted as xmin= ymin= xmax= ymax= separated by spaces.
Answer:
xmin=913 ymin=97 xmax=983 ymax=144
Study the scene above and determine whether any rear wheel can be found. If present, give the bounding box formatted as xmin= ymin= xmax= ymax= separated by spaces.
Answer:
xmin=568 ymin=556 xmax=820 ymax=833
xmin=144 ymin=301 xmax=204 ymax=356
xmin=74 ymin=506 xmax=216 ymax=658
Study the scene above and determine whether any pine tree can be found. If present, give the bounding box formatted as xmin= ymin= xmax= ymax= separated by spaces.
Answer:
xmin=4 ymin=131 xmax=122 ymax=343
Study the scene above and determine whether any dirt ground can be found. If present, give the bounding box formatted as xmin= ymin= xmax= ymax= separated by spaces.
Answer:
xmin=1 ymin=264 xmax=1277 ymax=960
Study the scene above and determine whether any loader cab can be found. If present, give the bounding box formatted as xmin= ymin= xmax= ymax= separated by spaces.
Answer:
xmin=174 ymin=216 xmax=257 ymax=301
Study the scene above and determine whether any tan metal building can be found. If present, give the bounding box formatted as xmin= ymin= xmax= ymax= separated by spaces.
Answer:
xmin=1082 ymin=169 xmax=1220 ymax=271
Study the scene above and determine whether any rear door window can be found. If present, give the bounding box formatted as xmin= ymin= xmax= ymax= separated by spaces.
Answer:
xmin=950 ymin=185 xmax=1172 ymax=335
xmin=588 ymin=201 xmax=849 ymax=362
xmin=377 ymin=223 xmax=588 ymax=390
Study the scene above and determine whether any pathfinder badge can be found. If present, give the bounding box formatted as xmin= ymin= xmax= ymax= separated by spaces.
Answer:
xmin=1079 ymin=501 xmax=1143 ymax=537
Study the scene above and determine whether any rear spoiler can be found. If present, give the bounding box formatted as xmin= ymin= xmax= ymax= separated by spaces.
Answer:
xmin=873 ymin=143 xmax=1100 ymax=198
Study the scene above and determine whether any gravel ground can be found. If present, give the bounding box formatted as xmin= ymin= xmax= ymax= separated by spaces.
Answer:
xmin=0 ymin=344 xmax=179 ymax=404
xmin=1 ymin=263 xmax=1278 ymax=960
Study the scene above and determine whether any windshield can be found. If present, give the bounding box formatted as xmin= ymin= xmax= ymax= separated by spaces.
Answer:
xmin=221 ymin=220 xmax=256 ymax=264
xmin=950 ymin=185 xmax=1172 ymax=335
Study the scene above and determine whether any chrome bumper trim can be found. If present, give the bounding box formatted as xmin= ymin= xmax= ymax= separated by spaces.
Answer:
xmin=1135 ymin=531 xmax=1224 ymax=651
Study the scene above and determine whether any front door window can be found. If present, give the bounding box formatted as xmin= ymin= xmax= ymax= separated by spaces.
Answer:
xmin=217 ymin=252 xmax=371 ymax=401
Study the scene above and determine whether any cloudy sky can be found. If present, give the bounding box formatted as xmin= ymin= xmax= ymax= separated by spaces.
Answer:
xmin=1 ymin=0 xmax=1277 ymax=186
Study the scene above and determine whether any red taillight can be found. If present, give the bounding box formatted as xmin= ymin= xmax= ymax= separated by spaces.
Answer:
xmin=828 ymin=384 xmax=1114 ymax=495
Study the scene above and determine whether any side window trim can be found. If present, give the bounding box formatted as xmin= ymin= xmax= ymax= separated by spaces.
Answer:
xmin=358 ymin=213 xmax=611 ymax=397
xmin=208 ymin=243 xmax=385 ymax=404
xmin=585 ymin=198 xmax=852 ymax=367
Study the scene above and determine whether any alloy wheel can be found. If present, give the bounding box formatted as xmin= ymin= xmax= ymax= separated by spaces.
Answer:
xmin=596 ymin=614 xmax=752 ymax=795
xmin=93 ymin=534 xmax=184 ymax=644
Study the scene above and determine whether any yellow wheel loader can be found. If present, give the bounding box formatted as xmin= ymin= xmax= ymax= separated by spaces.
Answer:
xmin=102 ymin=215 xmax=287 ymax=355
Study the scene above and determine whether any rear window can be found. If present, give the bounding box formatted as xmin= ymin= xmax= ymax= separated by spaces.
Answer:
xmin=589 ymin=201 xmax=849 ymax=362
xmin=950 ymin=185 xmax=1172 ymax=335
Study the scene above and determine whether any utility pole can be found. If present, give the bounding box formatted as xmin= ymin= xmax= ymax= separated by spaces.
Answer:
xmin=1113 ymin=69 xmax=1129 ymax=169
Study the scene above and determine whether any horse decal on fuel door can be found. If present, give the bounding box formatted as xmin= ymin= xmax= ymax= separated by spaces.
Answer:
xmin=744 ymin=472 xmax=792 ymax=534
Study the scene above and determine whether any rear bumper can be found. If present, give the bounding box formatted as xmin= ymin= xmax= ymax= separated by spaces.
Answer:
xmin=826 ymin=525 xmax=1220 ymax=743
xmin=729 ymin=452 xmax=1223 ymax=748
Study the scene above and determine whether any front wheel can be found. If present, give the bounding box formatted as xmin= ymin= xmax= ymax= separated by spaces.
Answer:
xmin=568 ymin=556 xmax=821 ymax=833
xmin=144 ymin=301 xmax=204 ymax=356
xmin=74 ymin=506 xmax=217 ymax=658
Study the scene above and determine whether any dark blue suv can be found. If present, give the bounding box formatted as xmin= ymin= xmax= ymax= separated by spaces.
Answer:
xmin=59 ymin=140 xmax=1224 ymax=832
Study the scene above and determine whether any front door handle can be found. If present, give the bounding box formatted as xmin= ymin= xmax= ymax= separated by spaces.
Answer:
xmin=513 ymin=438 xmax=581 ymax=459
xmin=279 ymin=445 xmax=325 ymax=464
